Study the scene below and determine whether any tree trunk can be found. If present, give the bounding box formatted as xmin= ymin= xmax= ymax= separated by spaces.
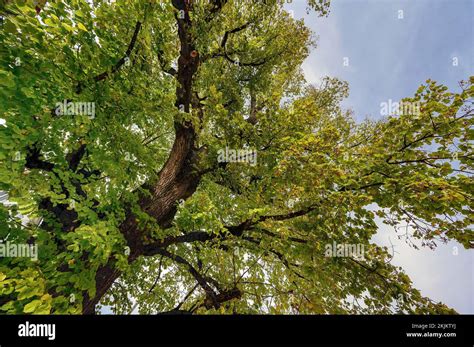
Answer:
xmin=82 ymin=0 xmax=201 ymax=314
xmin=82 ymin=124 xmax=200 ymax=314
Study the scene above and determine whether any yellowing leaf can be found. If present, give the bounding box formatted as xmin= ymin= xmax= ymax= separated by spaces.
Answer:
xmin=62 ymin=23 xmax=74 ymax=32
xmin=77 ymin=23 xmax=87 ymax=32
xmin=23 ymin=299 xmax=41 ymax=313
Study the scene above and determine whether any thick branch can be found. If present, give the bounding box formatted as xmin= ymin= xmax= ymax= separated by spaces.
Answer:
xmin=220 ymin=22 xmax=250 ymax=48
xmin=75 ymin=20 xmax=142 ymax=93
xmin=157 ymin=50 xmax=177 ymax=76
xmin=205 ymin=0 xmax=228 ymax=22
xmin=25 ymin=144 xmax=55 ymax=171
xmin=66 ymin=143 xmax=86 ymax=171
xmin=93 ymin=21 xmax=142 ymax=83
xmin=152 ymin=248 xmax=221 ymax=309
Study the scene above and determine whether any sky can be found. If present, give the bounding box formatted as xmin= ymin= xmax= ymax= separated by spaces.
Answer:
xmin=102 ymin=0 xmax=473 ymax=315
xmin=287 ymin=0 xmax=473 ymax=313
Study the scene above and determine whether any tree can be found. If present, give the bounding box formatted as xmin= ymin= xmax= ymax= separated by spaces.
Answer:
xmin=0 ymin=0 xmax=472 ymax=315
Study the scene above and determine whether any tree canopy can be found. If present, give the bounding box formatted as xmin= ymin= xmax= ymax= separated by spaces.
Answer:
xmin=0 ymin=0 xmax=472 ymax=315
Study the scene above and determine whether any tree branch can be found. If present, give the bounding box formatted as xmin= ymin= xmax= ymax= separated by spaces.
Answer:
xmin=94 ymin=21 xmax=142 ymax=82
xmin=66 ymin=143 xmax=86 ymax=171
xmin=151 ymin=248 xmax=221 ymax=309
xmin=75 ymin=20 xmax=142 ymax=94
xmin=25 ymin=144 xmax=55 ymax=171
xmin=157 ymin=49 xmax=177 ymax=76
xmin=205 ymin=0 xmax=228 ymax=22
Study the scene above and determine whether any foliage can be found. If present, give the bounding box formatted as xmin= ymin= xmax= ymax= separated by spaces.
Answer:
xmin=0 ymin=0 xmax=471 ymax=315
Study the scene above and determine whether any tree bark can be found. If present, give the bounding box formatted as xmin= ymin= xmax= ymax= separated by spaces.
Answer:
xmin=82 ymin=0 xmax=202 ymax=314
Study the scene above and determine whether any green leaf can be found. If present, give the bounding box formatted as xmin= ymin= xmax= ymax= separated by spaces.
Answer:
xmin=77 ymin=22 xmax=87 ymax=32
xmin=23 ymin=299 xmax=42 ymax=313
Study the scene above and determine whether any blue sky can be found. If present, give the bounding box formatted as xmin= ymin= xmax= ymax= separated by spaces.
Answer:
xmin=105 ymin=0 xmax=473 ymax=315
xmin=293 ymin=0 xmax=473 ymax=121
xmin=287 ymin=0 xmax=473 ymax=313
